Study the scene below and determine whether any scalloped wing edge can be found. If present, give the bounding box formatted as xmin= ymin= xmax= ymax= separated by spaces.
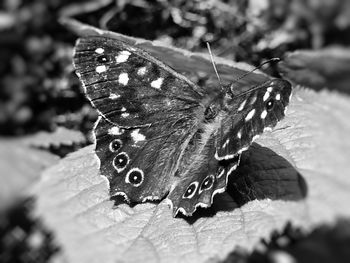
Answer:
xmin=164 ymin=120 xmax=289 ymax=217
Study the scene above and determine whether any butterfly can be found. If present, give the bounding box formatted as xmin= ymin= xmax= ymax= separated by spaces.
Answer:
xmin=73 ymin=36 xmax=292 ymax=217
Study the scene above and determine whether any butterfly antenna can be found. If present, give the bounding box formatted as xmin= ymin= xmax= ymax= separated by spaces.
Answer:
xmin=231 ymin=58 xmax=280 ymax=86
xmin=231 ymin=58 xmax=282 ymax=99
xmin=206 ymin=42 xmax=223 ymax=88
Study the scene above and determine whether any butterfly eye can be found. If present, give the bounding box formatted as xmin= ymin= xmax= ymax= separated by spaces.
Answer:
xmin=200 ymin=175 xmax=214 ymax=192
xmin=113 ymin=152 xmax=129 ymax=171
xmin=96 ymin=55 xmax=109 ymax=63
xmin=126 ymin=168 xmax=144 ymax=187
xmin=109 ymin=139 xmax=122 ymax=152
xmin=183 ymin=182 xmax=199 ymax=199
xmin=266 ymin=99 xmax=275 ymax=111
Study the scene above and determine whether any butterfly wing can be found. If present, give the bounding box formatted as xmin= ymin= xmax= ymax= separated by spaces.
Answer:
xmin=216 ymin=79 xmax=292 ymax=160
xmin=167 ymin=135 xmax=241 ymax=216
xmin=74 ymin=36 xmax=292 ymax=216
xmin=74 ymin=36 xmax=206 ymax=202
xmin=168 ymin=79 xmax=292 ymax=216
xmin=74 ymin=36 xmax=204 ymax=127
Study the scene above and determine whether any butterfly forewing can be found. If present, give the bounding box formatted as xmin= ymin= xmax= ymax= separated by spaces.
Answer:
xmin=74 ymin=36 xmax=204 ymax=127
xmin=215 ymin=79 xmax=292 ymax=160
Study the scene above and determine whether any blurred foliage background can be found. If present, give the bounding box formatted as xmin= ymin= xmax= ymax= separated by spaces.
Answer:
xmin=1 ymin=1 xmax=350 ymax=262
xmin=1 ymin=0 xmax=349 ymax=137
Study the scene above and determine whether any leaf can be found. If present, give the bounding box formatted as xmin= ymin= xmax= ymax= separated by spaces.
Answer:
xmin=34 ymin=19 xmax=350 ymax=262
xmin=223 ymin=219 xmax=350 ymax=263
xmin=19 ymin=126 xmax=86 ymax=148
xmin=30 ymin=86 xmax=350 ymax=263
xmin=279 ymin=48 xmax=350 ymax=94
xmin=0 ymin=127 xmax=84 ymax=210
xmin=0 ymin=138 xmax=59 ymax=210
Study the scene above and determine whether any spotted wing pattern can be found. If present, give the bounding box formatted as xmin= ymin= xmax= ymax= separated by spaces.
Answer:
xmin=167 ymin=136 xmax=241 ymax=216
xmin=166 ymin=79 xmax=292 ymax=216
xmin=73 ymin=36 xmax=292 ymax=217
xmin=215 ymin=79 xmax=292 ymax=161
xmin=74 ymin=36 xmax=206 ymax=202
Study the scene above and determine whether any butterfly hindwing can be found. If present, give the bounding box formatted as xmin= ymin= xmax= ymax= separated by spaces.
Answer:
xmin=167 ymin=136 xmax=241 ymax=216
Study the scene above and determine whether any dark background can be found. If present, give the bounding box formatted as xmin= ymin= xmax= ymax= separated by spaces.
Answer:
xmin=1 ymin=0 xmax=349 ymax=137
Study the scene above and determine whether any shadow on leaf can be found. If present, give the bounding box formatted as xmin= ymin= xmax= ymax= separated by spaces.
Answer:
xmin=184 ymin=143 xmax=307 ymax=224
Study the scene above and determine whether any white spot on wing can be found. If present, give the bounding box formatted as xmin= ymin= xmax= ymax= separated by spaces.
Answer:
xmin=137 ymin=67 xmax=147 ymax=76
xmin=238 ymin=99 xmax=247 ymax=112
xmin=237 ymin=130 xmax=242 ymax=139
xmin=131 ymin=129 xmax=146 ymax=143
xmin=121 ymin=112 xmax=130 ymax=118
xmin=275 ymin=93 xmax=281 ymax=100
xmin=109 ymin=93 xmax=120 ymax=100
xmin=115 ymin=50 xmax=131 ymax=63
xmin=261 ymin=110 xmax=267 ymax=119
xmin=95 ymin=65 xmax=106 ymax=73
xmin=217 ymin=168 xmax=225 ymax=178
xmin=263 ymin=90 xmax=270 ymax=101
xmin=151 ymin=77 xmax=163 ymax=89
xmin=95 ymin=48 xmax=104 ymax=54
xmin=223 ymin=139 xmax=230 ymax=148
xmin=245 ymin=109 xmax=256 ymax=121
xmin=121 ymin=107 xmax=126 ymax=112
xmin=249 ymin=95 xmax=257 ymax=105
xmin=108 ymin=126 xmax=124 ymax=135
xmin=118 ymin=73 xmax=129 ymax=86
xmin=267 ymin=87 xmax=273 ymax=92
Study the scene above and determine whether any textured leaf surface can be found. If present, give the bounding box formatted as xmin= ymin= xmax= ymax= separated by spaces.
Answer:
xmin=31 ymin=86 xmax=350 ymax=263
xmin=30 ymin=19 xmax=350 ymax=263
